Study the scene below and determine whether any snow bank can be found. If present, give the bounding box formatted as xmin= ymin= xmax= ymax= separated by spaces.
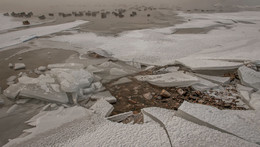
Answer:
xmin=0 ymin=20 xmax=87 ymax=49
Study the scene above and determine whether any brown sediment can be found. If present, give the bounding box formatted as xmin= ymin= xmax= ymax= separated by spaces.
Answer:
xmin=0 ymin=48 xmax=77 ymax=90
xmin=105 ymin=74 xmax=246 ymax=116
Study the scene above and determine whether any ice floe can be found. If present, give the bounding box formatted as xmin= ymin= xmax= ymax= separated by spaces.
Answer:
xmin=0 ymin=20 xmax=87 ymax=49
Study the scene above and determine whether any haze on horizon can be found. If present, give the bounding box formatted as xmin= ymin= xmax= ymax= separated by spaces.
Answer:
xmin=0 ymin=0 xmax=260 ymax=13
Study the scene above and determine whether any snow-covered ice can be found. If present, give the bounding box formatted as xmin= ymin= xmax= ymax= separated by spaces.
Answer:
xmin=0 ymin=20 xmax=87 ymax=49
xmin=143 ymin=107 xmax=258 ymax=146
xmin=49 ymin=11 xmax=260 ymax=66
xmin=5 ymin=107 xmax=170 ymax=147
xmin=178 ymin=101 xmax=260 ymax=144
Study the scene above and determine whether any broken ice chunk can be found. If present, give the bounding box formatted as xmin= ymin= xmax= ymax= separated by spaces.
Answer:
xmin=107 ymin=111 xmax=133 ymax=122
xmin=192 ymin=77 xmax=219 ymax=91
xmin=86 ymin=65 xmax=104 ymax=73
xmin=14 ymin=63 xmax=26 ymax=70
xmin=91 ymin=91 xmax=117 ymax=104
xmin=250 ymin=92 xmax=260 ymax=110
xmin=50 ymin=84 xmax=61 ymax=93
xmin=111 ymin=77 xmax=132 ymax=86
xmin=38 ymin=66 xmax=47 ymax=71
xmin=0 ymin=95 xmax=4 ymax=105
xmin=194 ymin=73 xmax=230 ymax=84
xmin=125 ymin=61 xmax=142 ymax=69
xmin=110 ymin=68 xmax=128 ymax=76
xmin=238 ymin=66 xmax=260 ymax=90
xmin=47 ymin=63 xmax=84 ymax=69
xmin=8 ymin=63 xmax=13 ymax=68
xmin=3 ymin=83 xmax=25 ymax=99
xmin=16 ymin=98 xmax=30 ymax=104
xmin=98 ymin=61 xmax=121 ymax=68
xmin=239 ymin=91 xmax=251 ymax=103
xmin=82 ymin=85 xmax=95 ymax=95
xmin=92 ymin=82 xmax=105 ymax=92
xmin=6 ymin=104 xmax=18 ymax=113
xmin=236 ymin=84 xmax=254 ymax=93
xmin=135 ymin=71 xmax=198 ymax=87
xmin=50 ymin=68 xmax=93 ymax=92
xmin=90 ymin=99 xmax=114 ymax=117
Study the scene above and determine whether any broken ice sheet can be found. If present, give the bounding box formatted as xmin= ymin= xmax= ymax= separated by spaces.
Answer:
xmin=135 ymin=71 xmax=199 ymax=87
xmin=178 ymin=101 xmax=260 ymax=144
xmin=175 ymin=58 xmax=243 ymax=71
xmin=143 ymin=107 xmax=258 ymax=146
